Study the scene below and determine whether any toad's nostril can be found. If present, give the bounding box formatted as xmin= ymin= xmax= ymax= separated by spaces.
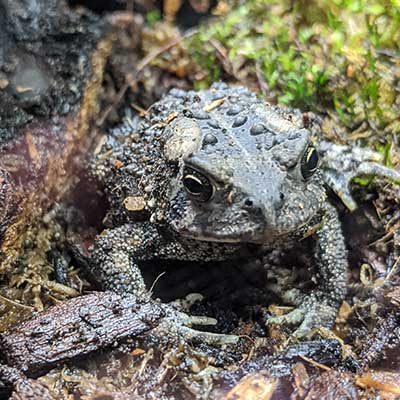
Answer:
xmin=274 ymin=192 xmax=285 ymax=210
xmin=244 ymin=198 xmax=253 ymax=207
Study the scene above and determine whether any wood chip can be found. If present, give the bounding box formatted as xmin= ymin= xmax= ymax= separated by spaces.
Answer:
xmin=0 ymin=78 xmax=9 ymax=89
xmin=114 ymin=160 xmax=123 ymax=169
xmin=224 ymin=373 xmax=278 ymax=400
xmin=15 ymin=85 xmax=33 ymax=93
xmin=131 ymin=348 xmax=146 ymax=357
xmin=123 ymin=196 xmax=146 ymax=211
xmin=165 ymin=111 xmax=179 ymax=124
xmin=299 ymin=355 xmax=332 ymax=372
xmin=203 ymin=97 xmax=227 ymax=112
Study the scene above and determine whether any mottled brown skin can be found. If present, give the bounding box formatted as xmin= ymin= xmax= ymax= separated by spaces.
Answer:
xmin=90 ymin=83 xmax=400 ymax=341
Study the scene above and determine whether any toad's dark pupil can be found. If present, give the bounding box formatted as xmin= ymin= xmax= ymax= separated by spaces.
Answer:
xmin=301 ymin=146 xmax=319 ymax=180
xmin=183 ymin=170 xmax=213 ymax=201
xmin=183 ymin=176 xmax=204 ymax=195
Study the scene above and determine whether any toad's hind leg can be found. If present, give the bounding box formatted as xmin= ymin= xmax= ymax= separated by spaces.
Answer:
xmin=89 ymin=223 xmax=239 ymax=344
xmin=266 ymin=203 xmax=348 ymax=336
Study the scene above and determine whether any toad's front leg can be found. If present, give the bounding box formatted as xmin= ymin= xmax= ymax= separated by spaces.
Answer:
xmin=89 ymin=222 xmax=239 ymax=344
xmin=266 ymin=203 xmax=348 ymax=336
xmin=319 ymin=141 xmax=400 ymax=211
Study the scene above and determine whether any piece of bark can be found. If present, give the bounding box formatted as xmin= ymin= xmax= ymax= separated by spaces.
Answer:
xmin=0 ymin=292 xmax=164 ymax=377
xmin=357 ymin=310 xmax=400 ymax=369
xmin=0 ymin=363 xmax=58 ymax=400
xmin=0 ymin=0 xmax=106 ymax=137
xmin=0 ymin=0 xmax=116 ymax=273
xmin=10 ymin=379 xmax=58 ymax=400
xmin=0 ymin=364 xmax=24 ymax=394
xmin=300 ymin=371 xmax=359 ymax=400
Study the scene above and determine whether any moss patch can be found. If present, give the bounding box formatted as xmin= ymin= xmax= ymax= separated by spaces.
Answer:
xmin=188 ymin=0 xmax=400 ymax=158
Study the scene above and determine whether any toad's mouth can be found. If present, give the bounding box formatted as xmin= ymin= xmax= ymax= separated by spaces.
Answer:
xmin=177 ymin=215 xmax=323 ymax=244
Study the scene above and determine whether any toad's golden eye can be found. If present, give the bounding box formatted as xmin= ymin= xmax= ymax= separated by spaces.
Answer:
xmin=301 ymin=146 xmax=319 ymax=180
xmin=182 ymin=167 xmax=214 ymax=202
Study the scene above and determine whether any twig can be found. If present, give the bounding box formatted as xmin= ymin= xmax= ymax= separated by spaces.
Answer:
xmin=0 ymin=294 xmax=34 ymax=311
xmin=256 ymin=60 xmax=269 ymax=96
xmin=149 ymin=271 xmax=166 ymax=295
xmin=299 ymin=355 xmax=332 ymax=372
xmin=209 ymin=38 xmax=234 ymax=77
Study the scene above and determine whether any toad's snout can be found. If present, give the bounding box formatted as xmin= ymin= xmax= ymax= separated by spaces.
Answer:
xmin=239 ymin=190 xmax=286 ymax=234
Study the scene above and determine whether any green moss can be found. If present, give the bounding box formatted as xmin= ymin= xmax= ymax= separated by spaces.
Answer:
xmin=187 ymin=0 xmax=400 ymax=148
xmin=146 ymin=9 xmax=162 ymax=26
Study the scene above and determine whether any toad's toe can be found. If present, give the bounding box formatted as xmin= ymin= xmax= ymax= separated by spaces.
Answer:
xmin=153 ymin=304 xmax=239 ymax=345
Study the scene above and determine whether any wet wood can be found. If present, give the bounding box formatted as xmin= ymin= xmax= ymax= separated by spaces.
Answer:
xmin=0 ymin=292 xmax=163 ymax=377
xmin=0 ymin=0 xmax=115 ymax=274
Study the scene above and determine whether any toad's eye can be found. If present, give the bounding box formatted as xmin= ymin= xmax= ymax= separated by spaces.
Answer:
xmin=182 ymin=167 xmax=214 ymax=202
xmin=301 ymin=146 xmax=319 ymax=180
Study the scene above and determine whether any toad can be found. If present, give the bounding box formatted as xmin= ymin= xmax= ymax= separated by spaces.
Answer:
xmin=90 ymin=83 xmax=400 ymax=342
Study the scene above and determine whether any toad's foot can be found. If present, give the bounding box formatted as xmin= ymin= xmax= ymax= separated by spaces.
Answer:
xmin=319 ymin=141 xmax=400 ymax=211
xmin=154 ymin=303 xmax=239 ymax=345
xmin=266 ymin=291 xmax=338 ymax=338
xmin=265 ymin=203 xmax=346 ymax=338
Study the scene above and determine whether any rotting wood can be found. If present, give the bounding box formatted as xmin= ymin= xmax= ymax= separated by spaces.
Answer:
xmin=0 ymin=292 xmax=164 ymax=377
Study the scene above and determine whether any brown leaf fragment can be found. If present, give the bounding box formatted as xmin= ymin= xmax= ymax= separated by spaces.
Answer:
xmin=212 ymin=1 xmax=230 ymax=15
xmin=123 ymin=196 xmax=146 ymax=211
xmin=224 ymin=373 xmax=278 ymax=400
xmin=346 ymin=64 xmax=355 ymax=78
xmin=336 ymin=300 xmax=352 ymax=322
xmin=131 ymin=348 xmax=146 ymax=357
xmin=203 ymin=97 xmax=227 ymax=112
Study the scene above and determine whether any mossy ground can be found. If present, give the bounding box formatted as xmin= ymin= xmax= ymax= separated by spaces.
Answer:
xmin=184 ymin=0 xmax=400 ymax=161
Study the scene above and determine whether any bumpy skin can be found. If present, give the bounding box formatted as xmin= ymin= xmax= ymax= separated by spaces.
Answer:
xmin=90 ymin=83 xmax=399 ymax=339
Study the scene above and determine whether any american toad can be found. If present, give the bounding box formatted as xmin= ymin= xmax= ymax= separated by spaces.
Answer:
xmin=89 ymin=83 xmax=399 ymax=341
